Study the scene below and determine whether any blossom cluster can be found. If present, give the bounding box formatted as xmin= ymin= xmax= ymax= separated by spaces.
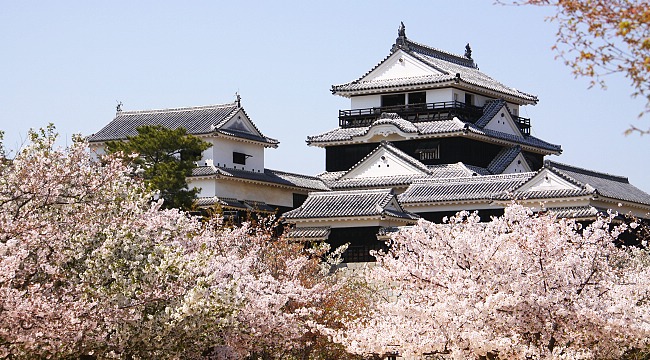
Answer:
xmin=0 ymin=127 xmax=354 ymax=359
xmin=334 ymin=206 xmax=650 ymax=359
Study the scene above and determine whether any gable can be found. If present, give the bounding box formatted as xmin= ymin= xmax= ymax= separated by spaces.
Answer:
xmin=341 ymin=146 xmax=429 ymax=180
xmin=384 ymin=197 xmax=405 ymax=213
xmin=362 ymin=50 xmax=443 ymax=82
xmin=502 ymin=153 xmax=532 ymax=174
xmin=483 ymin=106 xmax=523 ymax=138
xmin=365 ymin=123 xmax=412 ymax=142
xmin=219 ymin=109 xmax=263 ymax=137
xmin=516 ymin=169 xmax=582 ymax=193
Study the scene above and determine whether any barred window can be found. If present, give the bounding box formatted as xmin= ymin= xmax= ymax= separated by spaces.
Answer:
xmin=416 ymin=144 xmax=440 ymax=160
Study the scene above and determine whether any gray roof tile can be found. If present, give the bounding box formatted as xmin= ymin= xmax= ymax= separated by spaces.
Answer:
xmin=487 ymin=145 xmax=522 ymax=174
xmin=399 ymin=173 xmax=534 ymax=204
xmin=332 ymin=37 xmax=537 ymax=103
xmin=341 ymin=141 xmax=431 ymax=178
xmin=493 ymin=161 xmax=650 ymax=207
xmin=282 ymin=188 xmax=419 ymax=220
xmin=546 ymin=161 xmax=650 ymax=206
xmin=493 ymin=188 xmax=594 ymax=201
xmin=191 ymin=166 xmax=329 ymax=191
xmin=308 ymin=116 xmax=561 ymax=153
xmin=475 ymin=99 xmax=507 ymax=128
xmin=323 ymin=162 xmax=490 ymax=190
xmin=285 ymin=226 xmax=331 ymax=240
xmin=545 ymin=206 xmax=602 ymax=219
xmin=88 ymin=102 xmax=279 ymax=145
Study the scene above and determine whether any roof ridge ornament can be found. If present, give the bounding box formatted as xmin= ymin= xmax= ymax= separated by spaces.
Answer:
xmin=398 ymin=21 xmax=406 ymax=37
xmin=464 ymin=43 xmax=472 ymax=60
xmin=391 ymin=21 xmax=410 ymax=53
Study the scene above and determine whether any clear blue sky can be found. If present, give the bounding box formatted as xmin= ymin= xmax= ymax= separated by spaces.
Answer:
xmin=2 ymin=1 xmax=648 ymax=192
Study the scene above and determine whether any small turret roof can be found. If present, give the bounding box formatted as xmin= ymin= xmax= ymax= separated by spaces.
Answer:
xmin=282 ymin=188 xmax=418 ymax=221
xmin=331 ymin=24 xmax=538 ymax=104
xmin=88 ymin=101 xmax=279 ymax=146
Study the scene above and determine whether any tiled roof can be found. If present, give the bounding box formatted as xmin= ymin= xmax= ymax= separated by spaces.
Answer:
xmin=414 ymin=51 xmax=537 ymax=102
xmin=492 ymin=188 xmax=594 ymax=201
xmin=195 ymin=196 xmax=259 ymax=210
xmin=475 ymin=99 xmax=507 ymax=128
xmin=341 ymin=141 xmax=431 ymax=179
xmin=329 ymin=174 xmax=422 ymax=189
xmin=545 ymin=206 xmax=601 ymax=219
xmin=307 ymin=116 xmax=561 ymax=153
xmin=332 ymin=35 xmax=537 ymax=103
xmin=191 ymin=166 xmax=329 ymax=191
xmin=282 ymin=188 xmax=419 ymax=220
xmin=373 ymin=113 xmax=419 ymax=132
xmin=546 ymin=161 xmax=650 ymax=206
xmin=399 ymin=173 xmax=534 ymax=204
xmin=492 ymin=161 xmax=650 ymax=207
xmin=321 ymin=162 xmax=490 ymax=190
xmin=487 ymin=145 xmax=522 ymax=174
xmin=285 ymin=226 xmax=331 ymax=240
xmin=87 ymin=102 xmax=279 ymax=145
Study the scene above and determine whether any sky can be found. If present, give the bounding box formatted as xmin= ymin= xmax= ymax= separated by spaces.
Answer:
xmin=1 ymin=1 xmax=649 ymax=193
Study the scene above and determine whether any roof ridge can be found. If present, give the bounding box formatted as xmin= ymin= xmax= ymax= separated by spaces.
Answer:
xmin=265 ymin=168 xmax=324 ymax=181
xmin=404 ymin=38 xmax=476 ymax=68
xmin=545 ymin=160 xmax=629 ymax=183
xmin=413 ymin=172 xmax=534 ymax=184
xmin=309 ymin=188 xmax=392 ymax=196
xmin=341 ymin=140 xmax=431 ymax=178
xmin=118 ymin=102 xmax=238 ymax=115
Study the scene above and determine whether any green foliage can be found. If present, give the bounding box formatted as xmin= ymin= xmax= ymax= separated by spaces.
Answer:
xmin=107 ymin=125 xmax=211 ymax=210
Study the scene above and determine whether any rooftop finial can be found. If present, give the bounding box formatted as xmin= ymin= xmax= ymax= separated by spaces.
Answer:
xmin=235 ymin=92 xmax=241 ymax=107
xmin=465 ymin=43 xmax=472 ymax=59
xmin=398 ymin=21 xmax=406 ymax=38
xmin=392 ymin=22 xmax=410 ymax=53
xmin=116 ymin=100 xmax=123 ymax=113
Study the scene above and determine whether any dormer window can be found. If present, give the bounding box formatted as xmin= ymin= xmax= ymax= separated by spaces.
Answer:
xmin=233 ymin=152 xmax=250 ymax=165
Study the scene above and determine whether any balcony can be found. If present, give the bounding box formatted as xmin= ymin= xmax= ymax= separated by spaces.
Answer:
xmin=513 ymin=115 xmax=531 ymax=136
xmin=339 ymin=101 xmax=483 ymax=128
xmin=338 ymin=101 xmax=531 ymax=136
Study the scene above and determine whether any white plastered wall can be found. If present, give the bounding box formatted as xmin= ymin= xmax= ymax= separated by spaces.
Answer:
xmin=212 ymin=180 xmax=297 ymax=208
xmin=209 ymin=137 xmax=265 ymax=172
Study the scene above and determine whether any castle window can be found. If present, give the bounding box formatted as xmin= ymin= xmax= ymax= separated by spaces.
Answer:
xmin=465 ymin=93 xmax=474 ymax=105
xmin=233 ymin=152 xmax=249 ymax=165
xmin=381 ymin=93 xmax=405 ymax=107
xmin=408 ymin=91 xmax=426 ymax=104
xmin=416 ymin=144 xmax=440 ymax=160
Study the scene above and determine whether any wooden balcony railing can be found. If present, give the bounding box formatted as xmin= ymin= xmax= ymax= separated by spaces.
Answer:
xmin=338 ymin=101 xmax=531 ymax=136
xmin=339 ymin=101 xmax=483 ymax=127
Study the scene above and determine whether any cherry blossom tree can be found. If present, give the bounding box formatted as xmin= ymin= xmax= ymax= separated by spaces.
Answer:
xmin=334 ymin=206 xmax=650 ymax=359
xmin=503 ymin=0 xmax=650 ymax=133
xmin=0 ymin=126 xmax=355 ymax=359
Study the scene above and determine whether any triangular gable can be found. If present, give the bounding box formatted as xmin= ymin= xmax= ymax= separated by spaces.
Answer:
xmin=384 ymin=196 xmax=405 ymax=213
xmin=341 ymin=143 xmax=430 ymax=180
xmin=218 ymin=109 xmax=263 ymax=137
xmin=361 ymin=50 xmax=443 ymax=82
xmin=502 ymin=152 xmax=532 ymax=174
xmin=481 ymin=104 xmax=523 ymax=138
xmin=515 ymin=168 xmax=583 ymax=193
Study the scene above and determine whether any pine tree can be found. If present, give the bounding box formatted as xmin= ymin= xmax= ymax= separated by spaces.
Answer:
xmin=107 ymin=125 xmax=211 ymax=210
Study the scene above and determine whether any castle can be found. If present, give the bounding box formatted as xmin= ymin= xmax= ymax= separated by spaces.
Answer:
xmin=89 ymin=24 xmax=650 ymax=262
